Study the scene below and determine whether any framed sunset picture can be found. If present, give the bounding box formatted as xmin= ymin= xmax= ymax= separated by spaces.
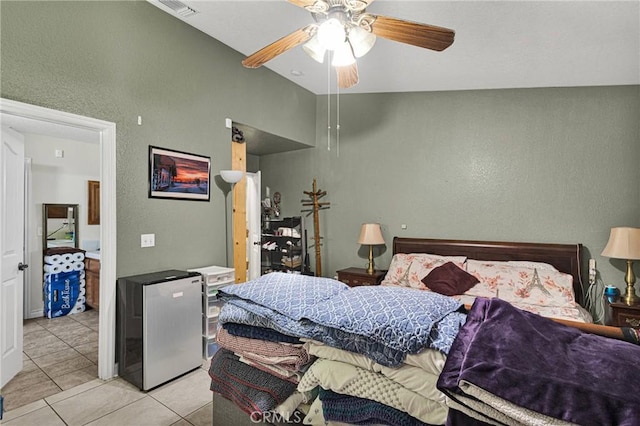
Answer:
xmin=148 ymin=146 xmax=211 ymax=201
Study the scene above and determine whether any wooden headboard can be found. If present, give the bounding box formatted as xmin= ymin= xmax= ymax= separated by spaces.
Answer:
xmin=393 ymin=237 xmax=585 ymax=306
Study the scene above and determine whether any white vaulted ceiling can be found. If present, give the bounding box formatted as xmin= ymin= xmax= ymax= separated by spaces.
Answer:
xmin=149 ymin=0 xmax=640 ymax=95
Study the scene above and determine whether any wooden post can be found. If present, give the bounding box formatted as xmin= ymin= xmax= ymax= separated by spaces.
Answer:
xmin=232 ymin=140 xmax=246 ymax=283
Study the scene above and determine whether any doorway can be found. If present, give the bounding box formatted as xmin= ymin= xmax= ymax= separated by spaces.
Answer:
xmin=0 ymin=98 xmax=117 ymax=384
xmin=230 ymin=122 xmax=312 ymax=282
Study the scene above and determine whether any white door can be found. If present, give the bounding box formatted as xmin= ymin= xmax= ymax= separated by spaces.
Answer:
xmin=246 ymin=172 xmax=261 ymax=280
xmin=1 ymin=126 xmax=25 ymax=387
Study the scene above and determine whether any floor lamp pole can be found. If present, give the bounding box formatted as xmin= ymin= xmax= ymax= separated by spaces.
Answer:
xmin=220 ymin=170 xmax=243 ymax=269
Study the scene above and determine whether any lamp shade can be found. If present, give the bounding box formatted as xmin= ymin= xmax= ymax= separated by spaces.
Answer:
xmin=331 ymin=41 xmax=356 ymax=67
xmin=601 ymin=227 xmax=640 ymax=260
xmin=303 ymin=35 xmax=326 ymax=63
xmin=358 ymin=223 xmax=385 ymax=245
xmin=348 ymin=26 xmax=376 ymax=58
xmin=317 ymin=18 xmax=346 ymax=50
xmin=220 ymin=170 xmax=243 ymax=184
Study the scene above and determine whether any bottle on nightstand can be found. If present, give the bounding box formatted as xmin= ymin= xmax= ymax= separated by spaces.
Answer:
xmin=604 ymin=286 xmax=619 ymax=304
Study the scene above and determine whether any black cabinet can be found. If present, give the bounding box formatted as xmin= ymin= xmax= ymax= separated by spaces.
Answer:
xmin=261 ymin=216 xmax=307 ymax=275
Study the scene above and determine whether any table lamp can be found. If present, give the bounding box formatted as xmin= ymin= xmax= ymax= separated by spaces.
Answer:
xmin=601 ymin=227 xmax=640 ymax=305
xmin=358 ymin=223 xmax=385 ymax=275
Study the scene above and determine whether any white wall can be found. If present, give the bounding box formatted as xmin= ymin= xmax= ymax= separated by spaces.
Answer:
xmin=24 ymin=132 xmax=100 ymax=318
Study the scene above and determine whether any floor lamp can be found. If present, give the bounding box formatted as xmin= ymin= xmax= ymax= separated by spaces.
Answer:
xmin=220 ymin=170 xmax=243 ymax=268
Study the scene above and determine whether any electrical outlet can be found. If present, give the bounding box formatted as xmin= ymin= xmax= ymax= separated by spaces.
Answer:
xmin=141 ymin=233 xmax=155 ymax=248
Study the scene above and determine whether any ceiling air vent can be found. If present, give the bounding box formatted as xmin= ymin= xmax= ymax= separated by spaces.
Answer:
xmin=158 ymin=0 xmax=198 ymax=17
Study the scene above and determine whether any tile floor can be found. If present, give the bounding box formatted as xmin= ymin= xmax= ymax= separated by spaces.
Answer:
xmin=1 ymin=310 xmax=213 ymax=425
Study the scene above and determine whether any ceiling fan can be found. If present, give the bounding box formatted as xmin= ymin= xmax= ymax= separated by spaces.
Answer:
xmin=241 ymin=0 xmax=455 ymax=89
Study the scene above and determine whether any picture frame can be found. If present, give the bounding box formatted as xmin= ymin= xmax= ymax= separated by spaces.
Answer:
xmin=148 ymin=145 xmax=211 ymax=201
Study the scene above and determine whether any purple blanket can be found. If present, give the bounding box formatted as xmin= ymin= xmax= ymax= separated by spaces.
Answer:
xmin=437 ymin=297 xmax=640 ymax=426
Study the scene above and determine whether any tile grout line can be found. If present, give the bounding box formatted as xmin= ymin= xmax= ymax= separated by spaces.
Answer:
xmin=44 ymin=398 xmax=71 ymax=426
xmin=4 ymin=311 xmax=100 ymax=414
xmin=7 ymin=311 xmax=210 ymax=425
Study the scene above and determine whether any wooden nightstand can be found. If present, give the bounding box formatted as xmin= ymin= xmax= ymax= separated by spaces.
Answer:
xmin=605 ymin=297 xmax=640 ymax=328
xmin=336 ymin=267 xmax=386 ymax=287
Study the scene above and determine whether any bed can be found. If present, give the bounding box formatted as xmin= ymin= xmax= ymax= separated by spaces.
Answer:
xmin=209 ymin=237 xmax=640 ymax=426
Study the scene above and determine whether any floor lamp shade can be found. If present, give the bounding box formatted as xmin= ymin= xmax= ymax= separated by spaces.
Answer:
xmin=220 ymin=170 xmax=243 ymax=184
xmin=601 ymin=227 xmax=640 ymax=304
xmin=358 ymin=223 xmax=385 ymax=275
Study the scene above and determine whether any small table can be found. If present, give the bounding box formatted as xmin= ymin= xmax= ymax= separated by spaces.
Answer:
xmin=605 ymin=297 xmax=640 ymax=328
xmin=336 ymin=267 xmax=386 ymax=287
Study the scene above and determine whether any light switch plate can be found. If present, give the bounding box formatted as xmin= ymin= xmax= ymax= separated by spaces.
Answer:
xmin=141 ymin=233 xmax=155 ymax=248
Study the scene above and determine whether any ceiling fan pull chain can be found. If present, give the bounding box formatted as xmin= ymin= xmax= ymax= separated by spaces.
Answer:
xmin=336 ymin=82 xmax=340 ymax=158
xmin=327 ymin=53 xmax=331 ymax=151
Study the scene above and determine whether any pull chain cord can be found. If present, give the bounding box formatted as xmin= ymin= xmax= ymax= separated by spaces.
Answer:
xmin=336 ymin=81 xmax=340 ymax=157
xmin=327 ymin=55 xmax=331 ymax=151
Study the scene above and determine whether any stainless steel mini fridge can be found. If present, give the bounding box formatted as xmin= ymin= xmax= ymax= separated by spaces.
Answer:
xmin=116 ymin=269 xmax=202 ymax=390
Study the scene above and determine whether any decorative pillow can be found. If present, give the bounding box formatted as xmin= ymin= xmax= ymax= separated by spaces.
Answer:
xmin=465 ymin=260 xmax=559 ymax=272
xmin=465 ymin=259 xmax=575 ymax=307
xmin=505 ymin=261 xmax=559 ymax=271
xmin=422 ymin=262 xmax=479 ymax=296
xmin=380 ymin=253 xmax=467 ymax=289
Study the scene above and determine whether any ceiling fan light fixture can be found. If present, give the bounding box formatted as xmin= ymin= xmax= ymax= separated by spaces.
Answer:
xmin=331 ymin=41 xmax=356 ymax=67
xmin=302 ymin=35 xmax=326 ymax=63
xmin=348 ymin=26 xmax=376 ymax=58
xmin=317 ymin=18 xmax=346 ymax=50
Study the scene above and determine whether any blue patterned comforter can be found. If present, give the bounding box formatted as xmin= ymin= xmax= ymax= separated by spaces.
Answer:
xmin=219 ymin=272 xmax=348 ymax=320
xmin=219 ymin=273 xmax=465 ymax=367
xmin=304 ymin=286 xmax=462 ymax=354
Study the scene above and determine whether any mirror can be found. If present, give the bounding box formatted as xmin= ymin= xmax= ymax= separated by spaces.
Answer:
xmin=88 ymin=180 xmax=100 ymax=225
xmin=43 ymin=204 xmax=79 ymax=249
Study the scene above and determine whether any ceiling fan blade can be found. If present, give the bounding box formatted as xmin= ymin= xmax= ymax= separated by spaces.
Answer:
xmin=369 ymin=15 xmax=455 ymax=51
xmin=242 ymin=25 xmax=314 ymax=69
xmin=336 ymin=62 xmax=359 ymax=89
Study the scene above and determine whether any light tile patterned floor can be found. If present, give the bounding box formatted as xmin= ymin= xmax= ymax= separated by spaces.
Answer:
xmin=1 ymin=310 xmax=213 ymax=425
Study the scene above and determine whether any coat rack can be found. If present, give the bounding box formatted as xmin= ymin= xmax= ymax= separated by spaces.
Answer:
xmin=301 ymin=179 xmax=330 ymax=276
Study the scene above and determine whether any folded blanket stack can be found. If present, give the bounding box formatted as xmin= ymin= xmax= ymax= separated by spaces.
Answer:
xmin=43 ymin=248 xmax=86 ymax=318
xmin=216 ymin=328 xmax=311 ymax=383
xmin=298 ymin=349 xmax=450 ymax=425
xmin=211 ymin=273 xmax=339 ymax=419
xmin=214 ymin=272 xmax=466 ymax=425
xmin=208 ymin=348 xmax=297 ymax=416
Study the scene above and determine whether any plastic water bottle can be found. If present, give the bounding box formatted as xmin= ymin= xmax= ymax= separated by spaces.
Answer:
xmin=604 ymin=286 xmax=619 ymax=303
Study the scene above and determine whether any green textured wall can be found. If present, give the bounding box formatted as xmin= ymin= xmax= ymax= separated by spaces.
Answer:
xmin=1 ymin=1 xmax=316 ymax=276
xmin=3 ymin=1 xmax=638 ymax=297
xmin=260 ymin=86 xmax=640 ymax=293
